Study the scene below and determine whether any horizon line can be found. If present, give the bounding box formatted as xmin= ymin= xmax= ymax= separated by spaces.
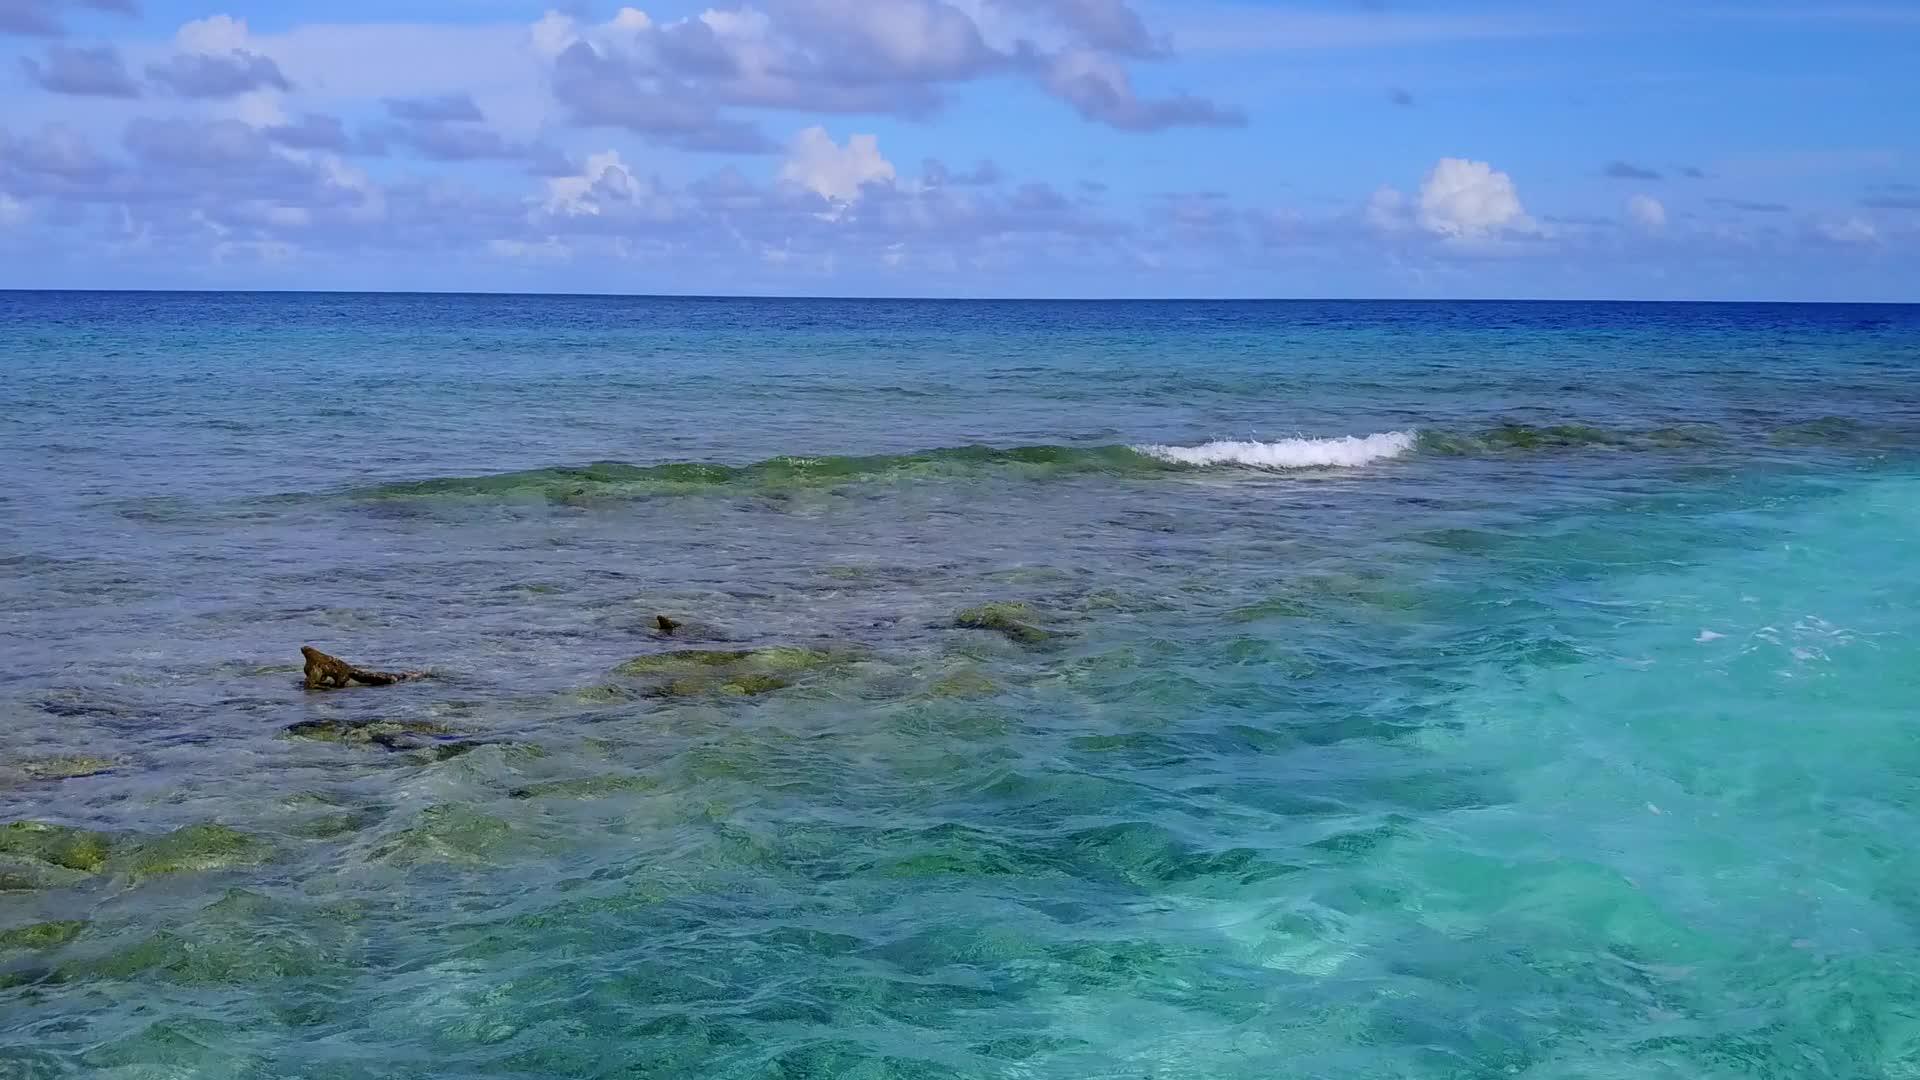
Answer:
xmin=0 ymin=288 xmax=1913 ymax=305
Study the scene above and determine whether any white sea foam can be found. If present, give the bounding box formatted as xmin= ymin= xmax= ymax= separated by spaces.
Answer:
xmin=1135 ymin=430 xmax=1417 ymax=470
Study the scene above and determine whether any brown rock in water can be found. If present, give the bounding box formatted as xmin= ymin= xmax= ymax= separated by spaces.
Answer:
xmin=300 ymin=646 xmax=427 ymax=691
xmin=952 ymin=603 xmax=1057 ymax=647
xmin=655 ymin=615 xmax=682 ymax=636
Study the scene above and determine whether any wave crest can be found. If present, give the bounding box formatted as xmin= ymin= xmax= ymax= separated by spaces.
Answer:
xmin=1134 ymin=431 xmax=1417 ymax=470
xmin=331 ymin=419 xmax=1780 ymax=506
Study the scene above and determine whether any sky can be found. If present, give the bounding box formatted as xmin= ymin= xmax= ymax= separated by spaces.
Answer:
xmin=0 ymin=0 xmax=1915 ymax=299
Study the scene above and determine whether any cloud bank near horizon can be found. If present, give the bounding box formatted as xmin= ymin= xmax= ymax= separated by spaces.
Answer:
xmin=0 ymin=2 xmax=1913 ymax=299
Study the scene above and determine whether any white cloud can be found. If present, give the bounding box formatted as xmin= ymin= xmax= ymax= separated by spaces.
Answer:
xmin=234 ymin=200 xmax=311 ymax=228
xmin=176 ymin=15 xmax=253 ymax=54
xmin=1812 ymin=216 xmax=1879 ymax=246
xmin=190 ymin=209 xmax=232 ymax=238
xmin=692 ymin=7 xmax=783 ymax=88
xmin=792 ymin=0 xmax=997 ymax=79
xmin=1416 ymin=157 xmax=1529 ymax=238
xmin=1627 ymin=193 xmax=1667 ymax=231
xmin=530 ymin=11 xmax=580 ymax=59
xmin=698 ymin=8 xmax=773 ymax=42
xmin=232 ymin=91 xmax=290 ymax=128
xmin=0 ymin=193 xmax=26 ymax=228
xmin=316 ymin=156 xmax=387 ymax=223
xmin=779 ymin=127 xmax=895 ymax=203
xmin=233 ymin=21 xmax=546 ymax=131
xmin=1365 ymin=185 xmax=1409 ymax=232
xmin=212 ymin=238 xmax=295 ymax=263
xmin=532 ymin=1 xmax=1234 ymax=138
xmin=1043 ymin=46 xmax=1243 ymax=130
xmin=119 ymin=15 xmax=550 ymax=137
xmin=491 ymin=236 xmax=572 ymax=260
xmin=540 ymin=150 xmax=675 ymax=221
xmin=111 ymin=206 xmax=154 ymax=255
xmin=609 ymin=7 xmax=654 ymax=33
xmin=545 ymin=151 xmax=632 ymax=216
xmin=530 ymin=7 xmax=654 ymax=60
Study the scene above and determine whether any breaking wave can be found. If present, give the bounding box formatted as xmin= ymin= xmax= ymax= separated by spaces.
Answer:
xmin=324 ymin=419 xmax=1830 ymax=505
xmin=1133 ymin=431 xmax=1417 ymax=469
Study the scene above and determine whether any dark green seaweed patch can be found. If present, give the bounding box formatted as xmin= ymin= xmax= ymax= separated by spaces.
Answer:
xmin=316 ymin=417 xmax=1876 ymax=507
xmin=353 ymin=444 xmax=1171 ymax=502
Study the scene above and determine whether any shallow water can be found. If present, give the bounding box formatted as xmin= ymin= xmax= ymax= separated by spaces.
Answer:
xmin=3 ymin=294 xmax=1918 ymax=1078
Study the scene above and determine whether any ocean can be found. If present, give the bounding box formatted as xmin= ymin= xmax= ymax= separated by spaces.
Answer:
xmin=3 ymin=292 xmax=1918 ymax=1078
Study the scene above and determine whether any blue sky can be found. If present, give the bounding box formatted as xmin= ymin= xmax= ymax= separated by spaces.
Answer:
xmin=1 ymin=0 xmax=1915 ymax=299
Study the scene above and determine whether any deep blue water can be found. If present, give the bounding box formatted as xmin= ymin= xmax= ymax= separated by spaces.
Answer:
xmin=3 ymin=293 xmax=1919 ymax=1078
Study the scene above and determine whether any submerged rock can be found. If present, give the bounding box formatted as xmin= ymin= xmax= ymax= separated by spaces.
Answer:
xmin=928 ymin=667 xmax=999 ymax=699
xmin=413 ymin=739 xmax=545 ymax=764
xmin=32 ymin=690 xmax=141 ymax=722
xmin=570 ymin=683 xmax=639 ymax=706
xmin=284 ymin=715 xmax=523 ymax=762
xmin=14 ymin=756 xmax=118 ymax=782
xmin=612 ymin=645 xmax=853 ymax=698
xmin=73 ymin=931 xmax=296 ymax=983
xmin=0 ymin=860 xmax=91 ymax=892
xmin=282 ymin=718 xmax=457 ymax=751
xmin=953 ymin=602 xmax=1057 ymax=647
xmin=113 ymin=824 xmax=272 ymax=879
xmin=300 ymin=645 xmax=429 ymax=691
xmin=64 ymin=894 xmax=343 ymax=986
xmin=508 ymin=774 xmax=658 ymax=801
xmin=0 ymin=821 xmax=113 ymax=873
xmin=615 ymin=649 xmax=753 ymax=675
xmin=1644 ymin=425 xmax=1720 ymax=448
xmin=721 ymin=672 xmax=792 ymax=696
xmin=1226 ymin=595 xmax=1316 ymax=622
xmin=0 ymin=920 xmax=86 ymax=951
xmin=1481 ymin=423 xmax=1630 ymax=450
xmin=642 ymin=613 xmax=730 ymax=642
xmin=285 ymin=809 xmax=384 ymax=840
xmin=369 ymin=804 xmax=519 ymax=866
xmin=75 ymin=1017 xmax=263 ymax=1074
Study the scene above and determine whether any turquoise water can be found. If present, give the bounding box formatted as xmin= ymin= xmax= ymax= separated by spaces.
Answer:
xmin=2 ymin=294 xmax=1918 ymax=1078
